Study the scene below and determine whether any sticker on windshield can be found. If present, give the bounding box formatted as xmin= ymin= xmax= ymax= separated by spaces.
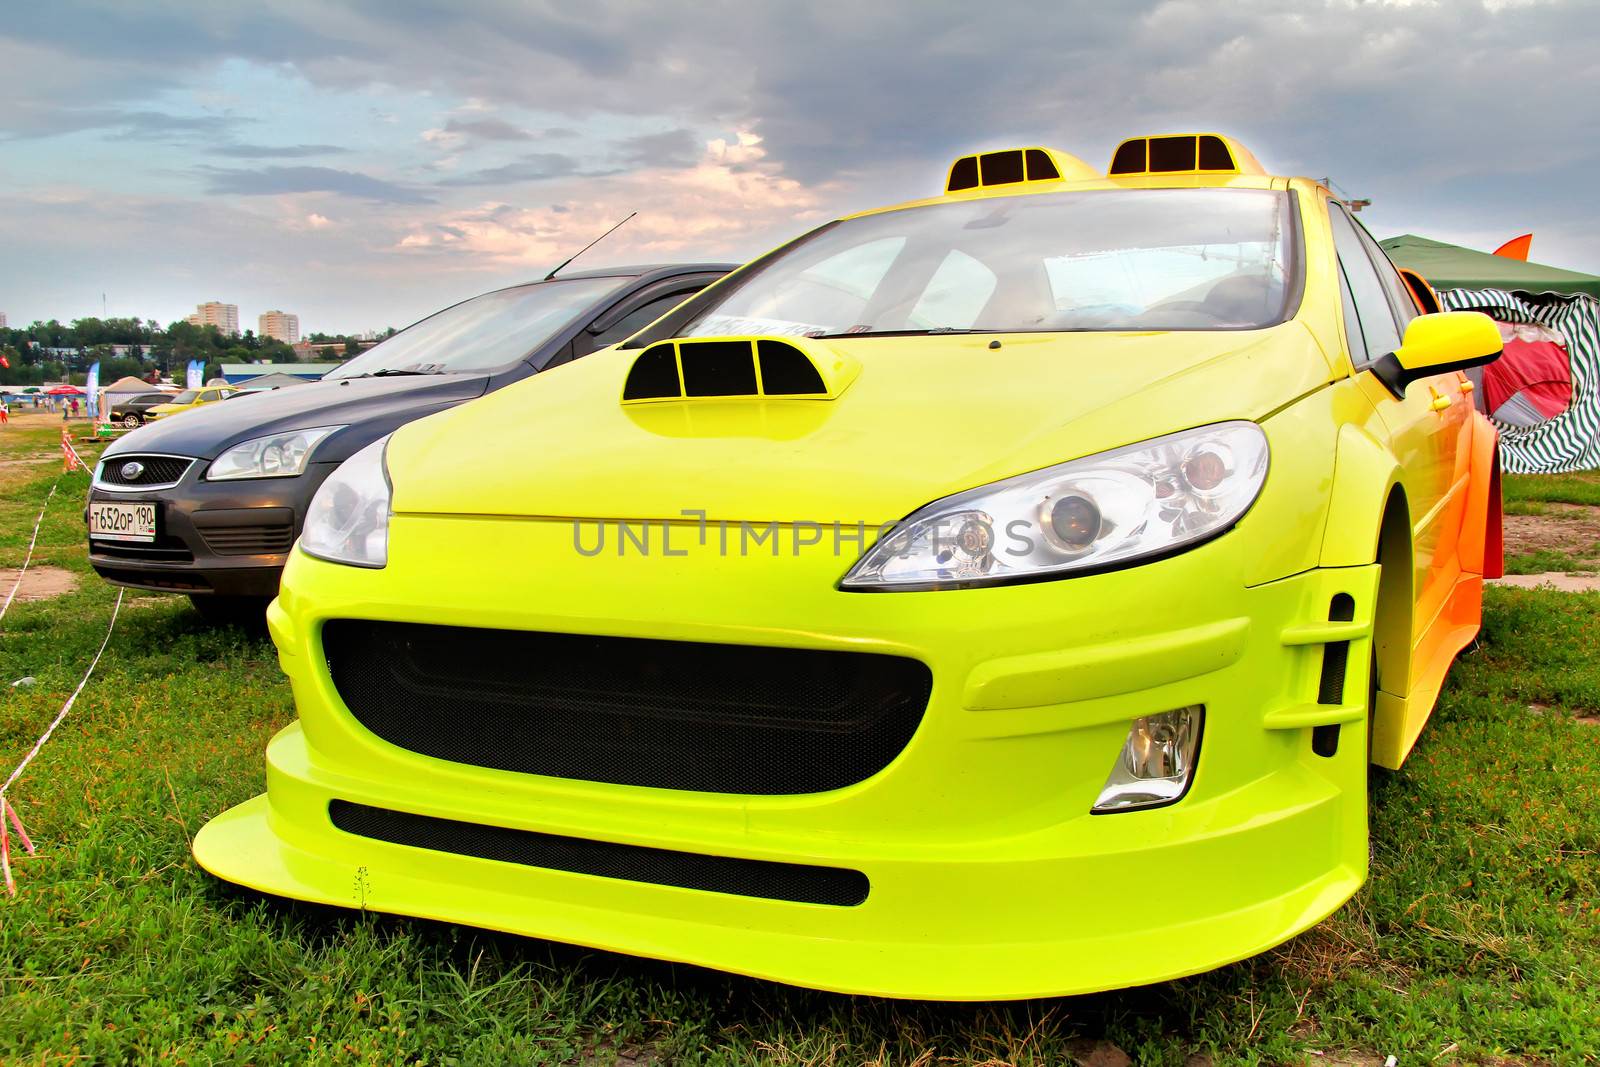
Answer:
xmin=688 ymin=314 xmax=828 ymax=338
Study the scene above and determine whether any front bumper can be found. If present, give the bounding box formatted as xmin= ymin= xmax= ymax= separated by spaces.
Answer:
xmin=195 ymin=513 xmax=1379 ymax=999
xmin=86 ymin=461 xmax=336 ymax=597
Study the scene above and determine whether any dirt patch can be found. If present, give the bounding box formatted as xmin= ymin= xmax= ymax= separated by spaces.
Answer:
xmin=1502 ymin=503 xmax=1600 ymax=558
xmin=1489 ymin=572 xmax=1600 ymax=592
xmin=0 ymin=565 xmax=79 ymax=602
xmin=0 ymin=455 xmax=59 ymax=469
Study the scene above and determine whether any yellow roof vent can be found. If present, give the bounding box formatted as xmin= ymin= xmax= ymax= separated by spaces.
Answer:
xmin=945 ymin=147 xmax=1098 ymax=194
xmin=1108 ymin=134 xmax=1264 ymax=177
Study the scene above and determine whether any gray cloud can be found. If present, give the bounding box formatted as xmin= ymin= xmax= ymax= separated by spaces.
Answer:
xmin=200 ymin=165 xmax=435 ymax=204
xmin=441 ymin=117 xmax=535 ymax=142
xmin=615 ymin=128 xmax=699 ymax=169
xmin=209 ymin=143 xmax=351 ymax=158
xmin=1 ymin=107 xmax=244 ymax=141
xmin=438 ymin=153 xmax=620 ymax=187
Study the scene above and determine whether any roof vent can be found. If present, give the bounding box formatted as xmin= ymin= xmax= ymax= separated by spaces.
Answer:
xmin=622 ymin=337 xmax=860 ymax=404
xmin=945 ymin=146 xmax=1098 ymax=194
xmin=1108 ymin=134 xmax=1264 ymax=177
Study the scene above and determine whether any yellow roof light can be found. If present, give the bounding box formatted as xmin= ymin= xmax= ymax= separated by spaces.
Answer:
xmin=945 ymin=147 xmax=1098 ymax=194
xmin=1108 ymin=134 xmax=1265 ymax=177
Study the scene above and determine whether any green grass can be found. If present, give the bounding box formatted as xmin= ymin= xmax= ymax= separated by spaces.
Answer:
xmin=1501 ymin=468 xmax=1600 ymax=508
xmin=1503 ymin=546 xmax=1600 ymax=576
xmin=2 ymin=423 xmax=1598 ymax=1064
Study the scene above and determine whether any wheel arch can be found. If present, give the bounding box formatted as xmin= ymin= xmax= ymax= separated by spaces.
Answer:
xmin=1319 ymin=424 xmax=1415 ymax=767
xmin=1370 ymin=486 xmax=1415 ymax=755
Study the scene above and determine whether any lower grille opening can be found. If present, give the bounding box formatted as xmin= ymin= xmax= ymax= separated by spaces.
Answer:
xmin=328 ymin=800 xmax=869 ymax=907
xmin=322 ymin=621 xmax=931 ymax=795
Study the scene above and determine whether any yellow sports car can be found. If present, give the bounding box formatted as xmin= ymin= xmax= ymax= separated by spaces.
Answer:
xmin=147 ymin=384 xmax=238 ymax=419
xmin=196 ymin=134 xmax=1505 ymax=999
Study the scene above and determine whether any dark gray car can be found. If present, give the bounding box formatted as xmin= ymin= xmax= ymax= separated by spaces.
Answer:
xmin=108 ymin=391 xmax=175 ymax=427
xmin=86 ymin=263 xmax=733 ymax=621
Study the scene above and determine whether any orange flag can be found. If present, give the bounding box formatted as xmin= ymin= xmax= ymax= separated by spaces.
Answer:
xmin=1493 ymin=234 xmax=1533 ymax=261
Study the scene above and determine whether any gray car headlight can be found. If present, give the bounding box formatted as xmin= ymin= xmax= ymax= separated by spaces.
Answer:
xmin=840 ymin=421 xmax=1269 ymax=590
xmin=299 ymin=436 xmax=391 ymax=568
xmin=206 ymin=425 xmax=343 ymax=480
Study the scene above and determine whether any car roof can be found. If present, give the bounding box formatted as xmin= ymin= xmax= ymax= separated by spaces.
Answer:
xmin=528 ymin=262 xmax=740 ymax=284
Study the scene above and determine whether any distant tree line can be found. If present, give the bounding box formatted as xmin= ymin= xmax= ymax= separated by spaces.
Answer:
xmin=0 ymin=317 xmax=393 ymax=387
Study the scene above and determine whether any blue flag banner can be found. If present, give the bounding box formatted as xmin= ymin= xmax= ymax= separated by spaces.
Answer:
xmin=187 ymin=360 xmax=204 ymax=389
xmin=86 ymin=362 xmax=100 ymax=418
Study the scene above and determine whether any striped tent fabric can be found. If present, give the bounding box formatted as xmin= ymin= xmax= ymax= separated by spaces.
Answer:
xmin=1438 ymin=288 xmax=1600 ymax=473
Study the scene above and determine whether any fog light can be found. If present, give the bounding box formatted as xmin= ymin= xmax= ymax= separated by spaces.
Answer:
xmin=1091 ymin=705 xmax=1203 ymax=813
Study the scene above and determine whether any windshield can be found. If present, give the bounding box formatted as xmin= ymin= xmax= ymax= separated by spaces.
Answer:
xmin=171 ymin=390 xmax=199 ymax=404
xmin=328 ymin=276 xmax=627 ymax=379
xmin=677 ymin=189 xmax=1296 ymax=337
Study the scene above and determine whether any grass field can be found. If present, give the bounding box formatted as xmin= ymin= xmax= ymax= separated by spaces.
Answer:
xmin=2 ymin=415 xmax=1598 ymax=1065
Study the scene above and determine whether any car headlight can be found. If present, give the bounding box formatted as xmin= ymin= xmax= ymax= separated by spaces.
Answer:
xmin=299 ymin=436 xmax=391 ymax=568
xmin=840 ymin=421 xmax=1269 ymax=590
xmin=206 ymin=426 xmax=343 ymax=480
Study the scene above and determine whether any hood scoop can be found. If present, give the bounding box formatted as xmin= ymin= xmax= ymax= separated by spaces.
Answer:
xmin=621 ymin=336 xmax=860 ymax=405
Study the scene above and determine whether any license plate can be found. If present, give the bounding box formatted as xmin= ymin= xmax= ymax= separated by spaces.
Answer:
xmin=89 ymin=501 xmax=157 ymax=543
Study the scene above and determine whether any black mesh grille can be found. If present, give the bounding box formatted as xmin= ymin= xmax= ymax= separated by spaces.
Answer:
xmin=322 ymin=621 xmax=931 ymax=795
xmin=197 ymin=523 xmax=294 ymax=555
xmin=98 ymin=455 xmax=192 ymax=486
xmin=329 ymin=800 xmax=869 ymax=906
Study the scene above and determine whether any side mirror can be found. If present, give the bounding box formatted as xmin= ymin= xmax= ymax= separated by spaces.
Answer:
xmin=1371 ymin=311 xmax=1502 ymax=398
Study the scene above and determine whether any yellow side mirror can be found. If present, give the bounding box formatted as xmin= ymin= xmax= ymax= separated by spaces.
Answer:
xmin=1372 ymin=311 xmax=1502 ymax=397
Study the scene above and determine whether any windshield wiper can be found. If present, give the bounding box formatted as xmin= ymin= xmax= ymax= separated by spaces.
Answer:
xmin=344 ymin=368 xmax=437 ymax=379
xmin=808 ymin=327 xmax=996 ymax=339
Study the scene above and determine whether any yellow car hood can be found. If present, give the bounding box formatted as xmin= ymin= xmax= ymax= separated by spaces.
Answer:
xmin=388 ymin=324 xmax=1332 ymax=525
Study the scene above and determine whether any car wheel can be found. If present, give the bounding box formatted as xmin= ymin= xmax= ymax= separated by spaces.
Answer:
xmin=188 ymin=595 xmax=272 ymax=628
xmin=122 ymin=414 xmax=142 ymax=428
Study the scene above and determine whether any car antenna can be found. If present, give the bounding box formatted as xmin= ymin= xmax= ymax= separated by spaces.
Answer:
xmin=544 ymin=211 xmax=638 ymax=281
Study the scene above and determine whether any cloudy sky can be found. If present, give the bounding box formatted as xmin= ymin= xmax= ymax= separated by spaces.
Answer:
xmin=1 ymin=0 xmax=1596 ymax=334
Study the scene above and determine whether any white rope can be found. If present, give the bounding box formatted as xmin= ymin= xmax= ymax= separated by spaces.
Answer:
xmin=1 ymin=588 xmax=124 ymax=799
xmin=0 ymin=481 xmax=58 ymax=626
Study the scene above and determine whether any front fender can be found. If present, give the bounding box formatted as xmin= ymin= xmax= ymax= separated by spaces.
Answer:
xmin=1319 ymin=422 xmax=1403 ymax=568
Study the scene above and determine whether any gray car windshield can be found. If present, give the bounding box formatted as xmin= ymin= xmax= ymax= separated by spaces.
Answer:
xmin=328 ymin=277 xmax=626 ymax=378
xmin=679 ymin=189 xmax=1296 ymax=336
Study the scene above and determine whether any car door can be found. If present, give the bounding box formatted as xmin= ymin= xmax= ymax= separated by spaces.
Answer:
xmin=1330 ymin=203 xmax=1466 ymax=628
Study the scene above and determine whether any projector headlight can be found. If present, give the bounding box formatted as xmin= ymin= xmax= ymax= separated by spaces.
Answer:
xmin=206 ymin=425 xmax=342 ymax=480
xmin=841 ymin=421 xmax=1269 ymax=590
xmin=299 ymin=436 xmax=391 ymax=569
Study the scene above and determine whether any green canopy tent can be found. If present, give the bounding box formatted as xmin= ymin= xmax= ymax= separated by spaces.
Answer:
xmin=1378 ymin=235 xmax=1600 ymax=472
xmin=1379 ymin=234 xmax=1600 ymax=298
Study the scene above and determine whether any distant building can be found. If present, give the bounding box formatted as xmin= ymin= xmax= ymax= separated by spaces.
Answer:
xmin=259 ymin=310 xmax=301 ymax=344
xmin=186 ymin=301 xmax=240 ymax=337
xmin=0 ymin=312 xmax=7 ymax=328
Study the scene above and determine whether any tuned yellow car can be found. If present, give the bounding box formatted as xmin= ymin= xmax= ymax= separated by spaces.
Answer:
xmin=147 ymin=384 xmax=238 ymax=420
xmin=196 ymin=134 xmax=1505 ymax=999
